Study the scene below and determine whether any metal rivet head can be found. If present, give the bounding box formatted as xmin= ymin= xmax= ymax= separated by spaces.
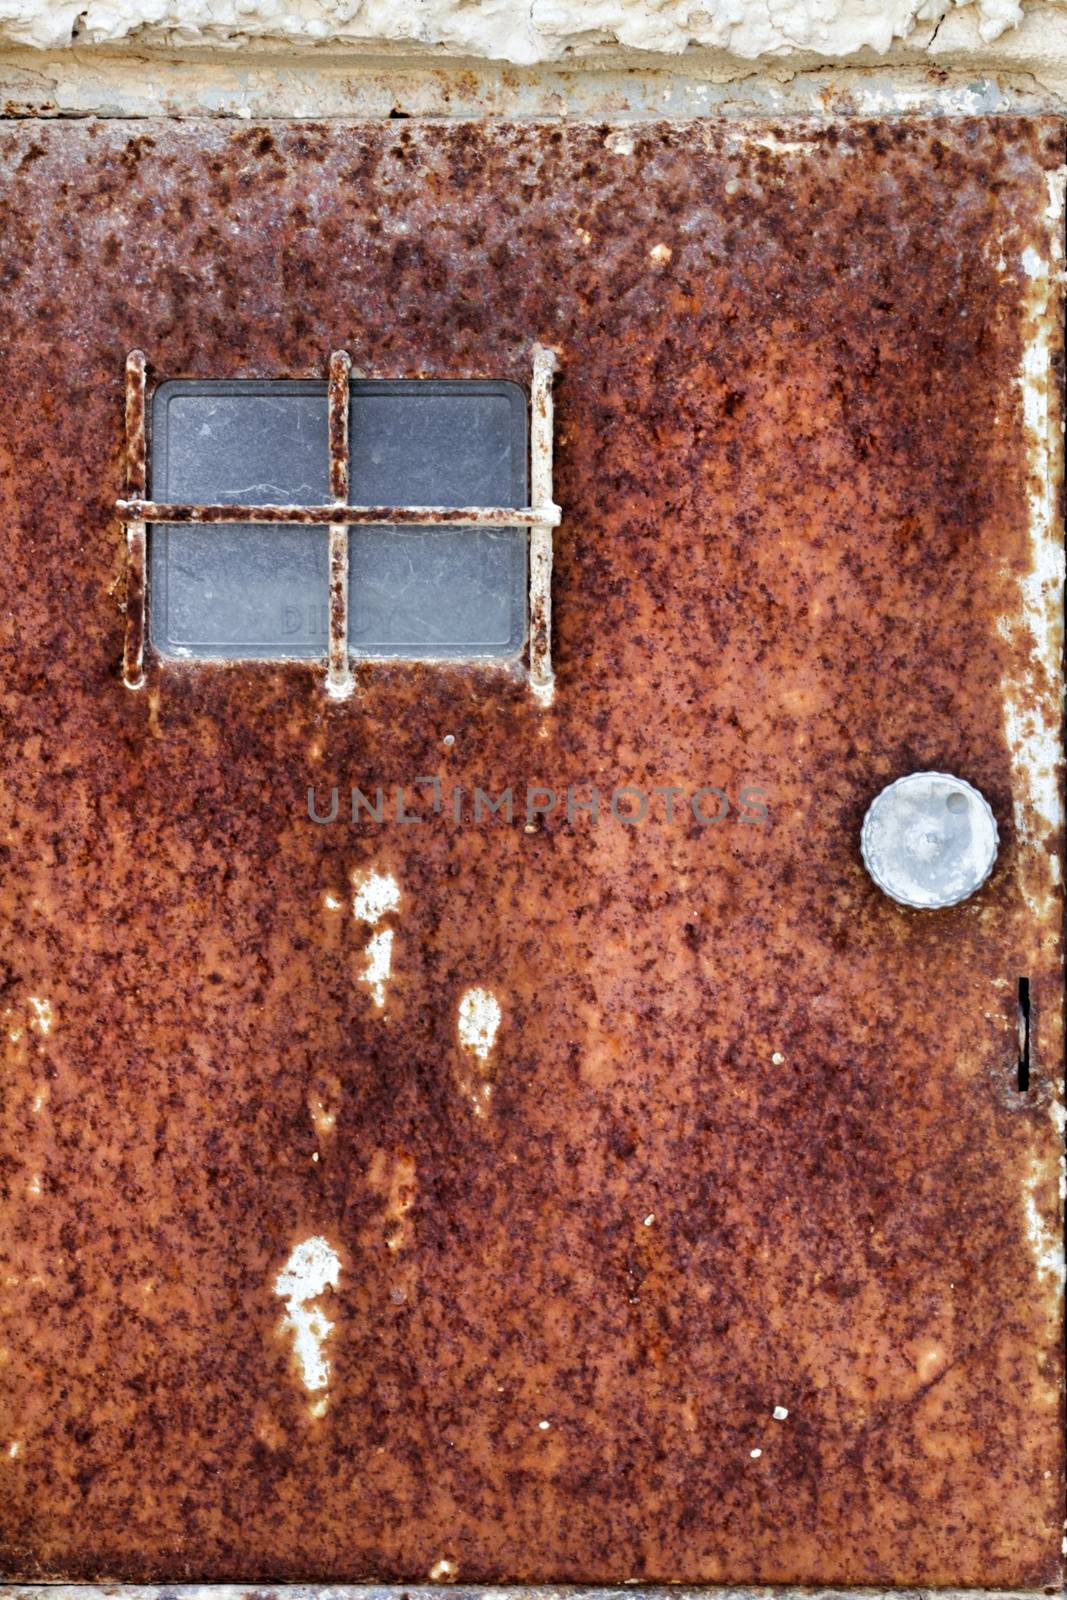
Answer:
xmin=860 ymin=772 xmax=999 ymax=909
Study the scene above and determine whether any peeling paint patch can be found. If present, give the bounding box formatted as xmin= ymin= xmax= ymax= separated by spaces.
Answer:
xmin=352 ymin=867 xmax=401 ymax=1010
xmin=274 ymin=1236 xmax=341 ymax=1399
xmin=455 ymin=986 xmax=502 ymax=1117
xmin=457 ymin=987 xmax=501 ymax=1060
xmin=1023 ymin=1161 xmax=1066 ymax=1291
xmin=351 ymin=867 xmax=401 ymax=926
xmin=27 ymin=997 xmax=52 ymax=1035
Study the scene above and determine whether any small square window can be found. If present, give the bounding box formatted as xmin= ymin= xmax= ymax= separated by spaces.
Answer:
xmin=148 ymin=379 xmax=528 ymax=661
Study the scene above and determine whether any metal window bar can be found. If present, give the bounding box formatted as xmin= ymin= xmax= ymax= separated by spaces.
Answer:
xmin=116 ymin=347 xmax=561 ymax=701
xmin=122 ymin=349 xmax=148 ymax=691
xmin=327 ymin=349 xmax=353 ymax=699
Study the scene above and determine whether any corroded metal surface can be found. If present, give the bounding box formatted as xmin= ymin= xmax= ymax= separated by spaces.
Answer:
xmin=0 ymin=118 xmax=1062 ymax=1587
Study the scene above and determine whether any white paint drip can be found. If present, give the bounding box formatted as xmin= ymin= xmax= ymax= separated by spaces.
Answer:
xmin=457 ymin=987 xmax=501 ymax=1061
xmin=274 ymin=1235 xmax=341 ymax=1395
xmin=361 ymin=928 xmax=394 ymax=1010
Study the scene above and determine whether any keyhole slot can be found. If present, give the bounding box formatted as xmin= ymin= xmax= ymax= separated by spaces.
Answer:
xmin=1016 ymin=977 xmax=1031 ymax=1092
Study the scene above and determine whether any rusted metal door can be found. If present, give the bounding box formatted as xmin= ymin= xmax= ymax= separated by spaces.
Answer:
xmin=0 ymin=117 xmax=1063 ymax=1588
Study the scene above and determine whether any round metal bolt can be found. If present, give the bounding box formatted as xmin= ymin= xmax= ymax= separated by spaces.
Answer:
xmin=860 ymin=772 xmax=998 ymax=909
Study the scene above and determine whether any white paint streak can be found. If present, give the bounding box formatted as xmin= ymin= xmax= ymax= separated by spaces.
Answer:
xmin=352 ymin=868 xmax=401 ymax=1009
xmin=1023 ymin=1162 xmax=1066 ymax=1288
xmin=457 ymin=987 xmax=501 ymax=1061
xmin=361 ymin=928 xmax=394 ymax=1010
xmin=274 ymin=1235 xmax=341 ymax=1395
xmin=1001 ymin=167 xmax=1066 ymax=921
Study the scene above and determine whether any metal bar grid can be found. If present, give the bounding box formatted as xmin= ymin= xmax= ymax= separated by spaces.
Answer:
xmin=117 ymin=348 xmax=561 ymax=698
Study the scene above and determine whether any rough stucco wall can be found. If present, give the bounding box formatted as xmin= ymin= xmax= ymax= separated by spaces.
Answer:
xmin=0 ymin=0 xmax=1062 ymax=63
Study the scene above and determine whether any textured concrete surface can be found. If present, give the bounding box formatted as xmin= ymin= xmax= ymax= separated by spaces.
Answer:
xmin=0 ymin=0 xmax=1062 ymax=65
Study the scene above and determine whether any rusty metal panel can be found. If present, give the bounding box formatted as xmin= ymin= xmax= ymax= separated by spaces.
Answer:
xmin=0 ymin=117 xmax=1062 ymax=1588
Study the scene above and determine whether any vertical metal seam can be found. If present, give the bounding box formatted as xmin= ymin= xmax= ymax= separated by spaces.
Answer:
xmin=528 ymin=343 xmax=559 ymax=707
xmin=122 ymin=349 xmax=148 ymax=691
xmin=326 ymin=349 xmax=353 ymax=700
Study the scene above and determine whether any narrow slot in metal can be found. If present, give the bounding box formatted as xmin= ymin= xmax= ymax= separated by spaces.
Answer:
xmin=1017 ymin=976 xmax=1031 ymax=1092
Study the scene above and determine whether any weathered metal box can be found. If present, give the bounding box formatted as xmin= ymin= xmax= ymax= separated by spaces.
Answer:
xmin=0 ymin=117 xmax=1062 ymax=1589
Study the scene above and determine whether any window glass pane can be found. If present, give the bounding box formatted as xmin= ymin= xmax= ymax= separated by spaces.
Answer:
xmin=149 ymin=382 xmax=329 ymax=659
xmin=348 ymin=384 xmax=526 ymax=659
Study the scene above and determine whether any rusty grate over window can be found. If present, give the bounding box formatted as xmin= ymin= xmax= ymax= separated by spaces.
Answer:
xmin=116 ymin=347 xmax=560 ymax=701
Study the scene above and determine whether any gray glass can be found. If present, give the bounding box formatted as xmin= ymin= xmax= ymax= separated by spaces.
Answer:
xmin=148 ymin=379 xmax=528 ymax=661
